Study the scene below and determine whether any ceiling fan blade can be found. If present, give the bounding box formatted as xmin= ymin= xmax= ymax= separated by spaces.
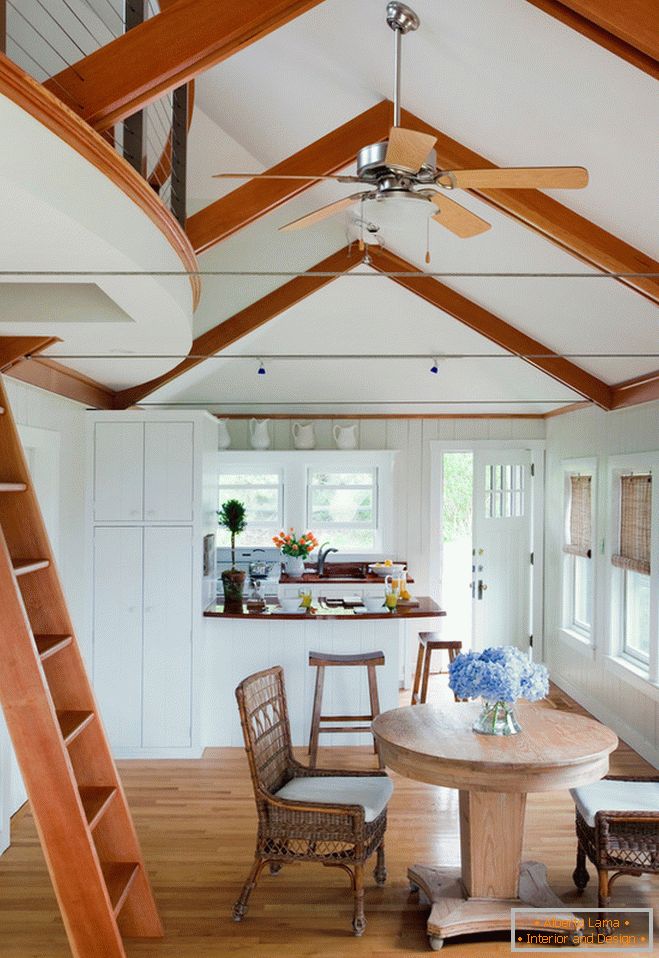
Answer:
xmin=279 ymin=193 xmax=371 ymax=232
xmin=384 ymin=127 xmax=437 ymax=174
xmin=431 ymin=193 xmax=491 ymax=238
xmin=437 ymin=166 xmax=589 ymax=190
xmin=212 ymin=172 xmax=361 ymax=183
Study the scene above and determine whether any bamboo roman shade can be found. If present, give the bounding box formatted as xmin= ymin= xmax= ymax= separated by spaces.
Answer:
xmin=612 ymin=474 xmax=652 ymax=575
xmin=564 ymin=475 xmax=592 ymax=558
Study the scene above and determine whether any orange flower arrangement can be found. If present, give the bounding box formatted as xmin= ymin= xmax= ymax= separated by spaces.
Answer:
xmin=273 ymin=529 xmax=319 ymax=558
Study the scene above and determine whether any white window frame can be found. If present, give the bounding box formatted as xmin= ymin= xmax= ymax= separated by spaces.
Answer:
xmin=217 ymin=450 xmax=395 ymax=557
xmin=560 ymin=458 xmax=597 ymax=649
xmin=217 ymin=465 xmax=284 ymax=548
xmin=605 ymin=451 xmax=659 ymax=689
xmin=307 ymin=466 xmax=380 ymax=549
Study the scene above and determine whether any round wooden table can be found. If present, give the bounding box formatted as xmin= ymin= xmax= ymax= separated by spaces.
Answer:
xmin=372 ymin=701 xmax=618 ymax=950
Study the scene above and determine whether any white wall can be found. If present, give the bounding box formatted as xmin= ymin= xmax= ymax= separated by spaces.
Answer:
xmin=544 ymin=400 xmax=659 ymax=768
xmin=0 ymin=377 xmax=88 ymax=853
xmin=219 ymin=417 xmax=546 ymax=595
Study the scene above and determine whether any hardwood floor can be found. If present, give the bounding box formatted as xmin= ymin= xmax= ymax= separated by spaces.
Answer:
xmin=0 ymin=681 xmax=656 ymax=957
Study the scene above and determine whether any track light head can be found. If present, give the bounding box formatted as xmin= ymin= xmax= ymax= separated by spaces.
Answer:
xmin=430 ymin=358 xmax=439 ymax=375
xmin=257 ymin=360 xmax=266 ymax=375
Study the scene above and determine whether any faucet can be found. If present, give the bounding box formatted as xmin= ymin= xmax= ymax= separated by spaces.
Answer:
xmin=316 ymin=541 xmax=338 ymax=577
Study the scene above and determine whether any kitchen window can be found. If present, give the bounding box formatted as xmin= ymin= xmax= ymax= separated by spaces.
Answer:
xmin=307 ymin=468 xmax=380 ymax=551
xmin=217 ymin=469 xmax=283 ymax=548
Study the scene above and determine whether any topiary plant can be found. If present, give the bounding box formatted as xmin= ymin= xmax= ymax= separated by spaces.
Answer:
xmin=217 ymin=498 xmax=247 ymax=570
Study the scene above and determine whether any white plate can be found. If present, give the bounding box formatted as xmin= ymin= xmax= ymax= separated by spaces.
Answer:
xmin=272 ymin=607 xmax=307 ymax=615
xmin=368 ymin=564 xmax=405 ymax=577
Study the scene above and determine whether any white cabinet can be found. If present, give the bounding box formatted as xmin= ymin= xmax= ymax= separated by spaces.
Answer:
xmin=88 ymin=411 xmax=219 ymax=758
xmin=143 ymin=527 xmax=193 ymax=747
xmin=93 ymin=527 xmax=143 ymax=747
xmin=93 ymin=422 xmax=143 ymax=521
xmin=93 ymin=526 xmax=194 ymax=750
xmin=93 ymin=421 xmax=194 ymax=522
xmin=144 ymin=422 xmax=193 ymax=521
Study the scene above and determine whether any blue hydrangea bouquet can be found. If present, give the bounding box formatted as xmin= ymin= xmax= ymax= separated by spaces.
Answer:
xmin=448 ymin=646 xmax=549 ymax=736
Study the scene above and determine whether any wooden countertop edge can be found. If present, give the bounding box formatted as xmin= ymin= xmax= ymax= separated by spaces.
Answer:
xmin=203 ymin=598 xmax=445 ymax=620
xmin=0 ymin=53 xmax=201 ymax=310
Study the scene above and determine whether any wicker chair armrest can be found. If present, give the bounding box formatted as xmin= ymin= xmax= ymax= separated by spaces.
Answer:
xmin=260 ymin=789 xmax=366 ymax=826
xmin=596 ymin=809 xmax=659 ymax=825
xmin=604 ymin=774 xmax=659 ymax=783
xmin=289 ymin=757 xmax=387 ymax=779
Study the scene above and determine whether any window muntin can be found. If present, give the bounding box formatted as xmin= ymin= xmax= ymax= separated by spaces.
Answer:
xmin=307 ymin=468 xmax=379 ymax=551
xmin=217 ymin=471 xmax=283 ymax=547
xmin=484 ymin=463 xmax=524 ymax=518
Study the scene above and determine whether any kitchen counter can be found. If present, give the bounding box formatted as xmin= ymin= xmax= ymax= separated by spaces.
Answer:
xmin=203 ymin=596 xmax=447 ymax=748
xmin=204 ymin=596 xmax=441 ymax=620
xmin=279 ymin=560 xmax=414 ymax=585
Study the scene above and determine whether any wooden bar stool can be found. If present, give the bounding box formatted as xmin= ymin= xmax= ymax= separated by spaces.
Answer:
xmin=308 ymin=650 xmax=385 ymax=768
xmin=411 ymin=633 xmax=464 ymax=704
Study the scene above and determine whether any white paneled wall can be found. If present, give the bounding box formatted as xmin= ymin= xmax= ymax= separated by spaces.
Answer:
xmin=220 ymin=416 xmax=546 ymax=595
xmin=544 ymin=400 xmax=659 ymax=767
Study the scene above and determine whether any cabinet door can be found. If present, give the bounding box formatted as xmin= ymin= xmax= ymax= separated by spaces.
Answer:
xmin=143 ymin=422 xmax=193 ymax=522
xmin=93 ymin=527 xmax=143 ymax=748
xmin=94 ymin=422 xmax=144 ymax=521
xmin=142 ymin=527 xmax=193 ymax=747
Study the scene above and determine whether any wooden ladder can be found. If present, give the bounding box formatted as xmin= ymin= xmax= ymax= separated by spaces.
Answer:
xmin=0 ymin=372 xmax=163 ymax=958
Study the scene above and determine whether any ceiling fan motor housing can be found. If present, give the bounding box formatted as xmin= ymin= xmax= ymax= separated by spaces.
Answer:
xmin=356 ymin=140 xmax=438 ymax=185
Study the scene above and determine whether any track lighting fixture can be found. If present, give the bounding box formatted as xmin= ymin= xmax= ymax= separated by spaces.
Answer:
xmin=257 ymin=360 xmax=266 ymax=375
xmin=430 ymin=358 xmax=439 ymax=375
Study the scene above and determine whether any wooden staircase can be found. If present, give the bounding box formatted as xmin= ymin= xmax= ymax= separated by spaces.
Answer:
xmin=0 ymin=372 xmax=163 ymax=958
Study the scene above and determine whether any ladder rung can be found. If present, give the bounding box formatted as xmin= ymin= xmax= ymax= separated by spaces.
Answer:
xmin=56 ymin=710 xmax=95 ymax=746
xmin=13 ymin=558 xmax=50 ymax=577
xmin=0 ymin=482 xmax=27 ymax=492
xmin=79 ymin=786 xmax=117 ymax=831
xmin=317 ymin=726 xmax=373 ymax=734
xmin=101 ymin=862 xmax=140 ymax=916
xmin=35 ymin=634 xmax=73 ymax=661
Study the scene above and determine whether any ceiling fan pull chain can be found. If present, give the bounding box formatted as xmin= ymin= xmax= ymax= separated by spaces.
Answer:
xmin=425 ymin=214 xmax=431 ymax=264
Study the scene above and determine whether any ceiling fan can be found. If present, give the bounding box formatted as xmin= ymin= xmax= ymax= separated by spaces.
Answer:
xmin=213 ymin=2 xmax=588 ymax=240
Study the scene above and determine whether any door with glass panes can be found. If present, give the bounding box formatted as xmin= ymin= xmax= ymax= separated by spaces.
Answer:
xmin=471 ymin=449 xmax=534 ymax=651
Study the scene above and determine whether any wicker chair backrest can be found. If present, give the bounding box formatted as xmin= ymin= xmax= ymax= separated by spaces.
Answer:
xmin=235 ymin=666 xmax=294 ymax=797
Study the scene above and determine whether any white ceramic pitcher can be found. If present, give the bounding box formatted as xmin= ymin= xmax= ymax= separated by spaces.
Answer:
xmin=249 ymin=418 xmax=271 ymax=450
xmin=333 ymin=423 xmax=358 ymax=449
xmin=217 ymin=418 xmax=231 ymax=450
xmin=292 ymin=421 xmax=316 ymax=449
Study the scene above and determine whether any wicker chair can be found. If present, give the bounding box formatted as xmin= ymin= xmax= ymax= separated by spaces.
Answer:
xmin=233 ymin=666 xmax=391 ymax=935
xmin=571 ymin=774 xmax=659 ymax=907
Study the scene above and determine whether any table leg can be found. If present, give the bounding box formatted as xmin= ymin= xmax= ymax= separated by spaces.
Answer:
xmin=409 ymin=789 xmax=582 ymax=950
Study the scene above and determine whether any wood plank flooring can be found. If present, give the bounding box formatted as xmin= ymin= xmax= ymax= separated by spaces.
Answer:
xmin=0 ymin=681 xmax=656 ymax=957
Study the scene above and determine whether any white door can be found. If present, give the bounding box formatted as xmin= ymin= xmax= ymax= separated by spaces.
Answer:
xmin=143 ymin=422 xmax=193 ymax=522
xmin=471 ymin=449 xmax=533 ymax=651
xmin=94 ymin=422 xmax=144 ymax=521
xmin=93 ymin=527 xmax=143 ymax=747
xmin=142 ymin=526 xmax=193 ymax=748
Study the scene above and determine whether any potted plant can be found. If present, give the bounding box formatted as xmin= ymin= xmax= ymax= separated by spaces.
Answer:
xmin=273 ymin=529 xmax=318 ymax=577
xmin=218 ymin=499 xmax=247 ymax=609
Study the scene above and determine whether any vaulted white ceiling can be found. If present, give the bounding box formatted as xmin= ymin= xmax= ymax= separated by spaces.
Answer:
xmin=160 ymin=0 xmax=658 ymax=413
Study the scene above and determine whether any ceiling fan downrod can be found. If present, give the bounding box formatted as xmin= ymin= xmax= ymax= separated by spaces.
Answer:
xmin=386 ymin=2 xmax=420 ymax=127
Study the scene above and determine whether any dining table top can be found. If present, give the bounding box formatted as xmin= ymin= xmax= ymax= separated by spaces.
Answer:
xmin=372 ymin=701 xmax=619 ymax=794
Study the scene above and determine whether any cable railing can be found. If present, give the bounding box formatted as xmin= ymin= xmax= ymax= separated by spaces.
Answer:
xmin=3 ymin=0 xmax=188 ymax=227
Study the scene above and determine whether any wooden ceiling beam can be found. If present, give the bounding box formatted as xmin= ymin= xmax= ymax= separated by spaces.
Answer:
xmin=5 ymin=357 xmax=115 ymax=409
xmin=0 ymin=337 xmax=60 ymax=373
xmin=525 ymin=0 xmax=659 ymax=79
xmin=369 ymin=247 xmax=614 ymax=409
xmin=113 ymin=245 xmax=363 ymax=409
xmin=44 ymin=0 xmax=326 ymax=132
xmin=186 ymin=101 xmax=391 ymax=255
xmin=610 ymin=369 xmax=659 ymax=409
xmin=400 ymin=109 xmax=659 ymax=306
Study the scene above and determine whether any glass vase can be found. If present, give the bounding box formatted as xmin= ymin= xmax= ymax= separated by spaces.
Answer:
xmin=472 ymin=699 xmax=521 ymax=736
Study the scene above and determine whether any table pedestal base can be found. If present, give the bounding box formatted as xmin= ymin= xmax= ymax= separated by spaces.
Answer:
xmin=409 ymin=861 xmax=581 ymax=950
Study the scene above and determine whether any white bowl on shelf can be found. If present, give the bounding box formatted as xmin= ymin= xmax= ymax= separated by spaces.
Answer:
xmin=368 ymin=563 xmax=405 ymax=578
xmin=280 ymin=597 xmax=302 ymax=612
xmin=363 ymin=596 xmax=385 ymax=612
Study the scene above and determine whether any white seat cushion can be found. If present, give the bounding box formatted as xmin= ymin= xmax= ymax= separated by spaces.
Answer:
xmin=570 ymin=780 xmax=659 ymax=827
xmin=275 ymin=775 xmax=393 ymax=822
